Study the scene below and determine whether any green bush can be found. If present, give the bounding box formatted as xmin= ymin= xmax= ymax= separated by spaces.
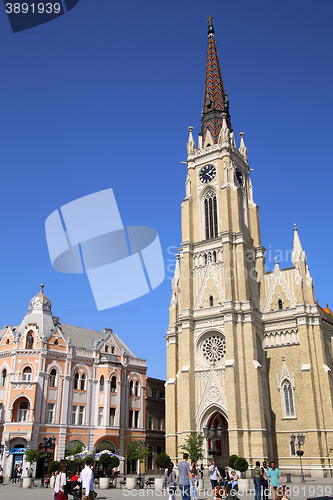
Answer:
xmin=234 ymin=457 xmax=249 ymax=477
xmin=228 ymin=454 xmax=238 ymax=469
xmin=49 ymin=461 xmax=59 ymax=474
xmin=155 ymin=452 xmax=171 ymax=470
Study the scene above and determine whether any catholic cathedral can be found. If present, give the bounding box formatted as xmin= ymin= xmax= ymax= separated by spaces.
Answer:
xmin=165 ymin=19 xmax=333 ymax=477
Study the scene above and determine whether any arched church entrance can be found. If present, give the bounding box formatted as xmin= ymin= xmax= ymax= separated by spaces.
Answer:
xmin=206 ymin=411 xmax=229 ymax=468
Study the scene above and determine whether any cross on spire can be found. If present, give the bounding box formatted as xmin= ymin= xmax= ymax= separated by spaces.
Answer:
xmin=208 ymin=15 xmax=214 ymax=26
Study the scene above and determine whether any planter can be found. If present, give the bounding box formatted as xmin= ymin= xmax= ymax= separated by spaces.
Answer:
xmin=22 ymin=478 xmax=32 ymax=489
xmin=99 ymin=477 xmax=110 ymax=489
xmin=126 ymin=477 xmax=136 ymax=489
xmin=155 ymin=478 xmax=164 ymax=490
xmin=238 ymin=478 xmax=251 ymax=491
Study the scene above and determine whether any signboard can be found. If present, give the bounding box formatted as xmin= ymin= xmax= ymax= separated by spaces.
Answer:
xmin=9 ymin=448 xmax=27 ymax=454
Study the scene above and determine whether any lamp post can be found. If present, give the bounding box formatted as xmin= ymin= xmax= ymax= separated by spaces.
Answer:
xmin=38 ymin=435 xmax=56 ymax=487
xmin=203 ymin=424 xmax=222 ymax=460
xmin=290 ymin=433 xmax=305 ymax=482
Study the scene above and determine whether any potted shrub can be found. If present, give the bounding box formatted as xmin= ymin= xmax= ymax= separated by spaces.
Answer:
xmin=155 ymin=452 xmax=171 ymax=490
xmin=234 ymin=457 xmax=249 ymax=491
xmin=24 ymin=449 xmax=40 ymax=488
xmin=99 ymin=454 xmax=112 ymax=489
xmin=228 ymin=454 xmax=238 ymax=469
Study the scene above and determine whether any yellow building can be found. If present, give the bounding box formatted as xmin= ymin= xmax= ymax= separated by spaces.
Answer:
xmin=0 ymin=285 xmax=146 ymax=478
xmin=165 ymin=19 xmax=333 ymax=478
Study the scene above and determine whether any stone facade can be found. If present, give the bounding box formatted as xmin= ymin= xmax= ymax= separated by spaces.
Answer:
xmin=0 ymin=285 xmax=146 ymax=478
xmin=165 ymin=20 xmax=333 ymax=478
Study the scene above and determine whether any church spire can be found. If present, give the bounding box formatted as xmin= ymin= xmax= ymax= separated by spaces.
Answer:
xmin=201 ymin=16 xmax=232 ymax=145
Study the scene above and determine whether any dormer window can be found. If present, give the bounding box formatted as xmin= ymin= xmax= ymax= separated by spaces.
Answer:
xmin=105 ymin=346 xmax=108 ymax=353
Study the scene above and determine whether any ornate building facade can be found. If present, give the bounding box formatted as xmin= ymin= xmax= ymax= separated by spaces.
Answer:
xmin=165 ymin=19 xmax=333 ymax=477
xmin=0 ymin=285 xmax=146 ymax=478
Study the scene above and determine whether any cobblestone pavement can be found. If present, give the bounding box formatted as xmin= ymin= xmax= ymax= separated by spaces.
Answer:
xmin=1 ymin=477 xmax=333 ymax=500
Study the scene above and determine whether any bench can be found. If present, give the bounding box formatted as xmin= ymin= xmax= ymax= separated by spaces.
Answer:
xmin=146 ymin=477 xmax=155 ymax=489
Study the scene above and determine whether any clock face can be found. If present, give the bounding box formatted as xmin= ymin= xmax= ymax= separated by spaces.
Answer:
xmin=235 ymin=168 xmax=244 ymax=187
xmin=199 ymin=164 xmax=216 ymax=184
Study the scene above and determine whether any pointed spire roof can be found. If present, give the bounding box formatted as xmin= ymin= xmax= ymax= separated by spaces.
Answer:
xmin=201 ymin=16 xmax=232 ymax=145
xmin=291 ymin=224 xmax=306 ymax=263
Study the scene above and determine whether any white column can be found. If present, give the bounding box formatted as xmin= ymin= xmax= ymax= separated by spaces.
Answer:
xmin=104 ymin=380 xmax=111 ymax=426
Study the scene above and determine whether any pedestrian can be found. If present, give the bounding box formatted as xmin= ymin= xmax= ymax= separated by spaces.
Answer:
xmin=224 ymin=483 xmax=240 ymax=500
xmin=17 ymin=464 xmax=22 ymax=484
xmin=80 ymin=456 xmax=95 ymax=499
xmin=200 ymin=463 xmax=204 ymax=480
xmin=267 ymin=461 xmax=282 ymax=500
xmin=28 ymin=466 xmax=34 ymax=485
xmin=190 ymin=461 xmax=198 ymax=499
xmin=281 ymin=485 xmax=290 ymax=500
xmin=54 ymin=460 xmax=67 ymax=500
xmin=12 ymin=464 xmax=18 ymax=483
xmin=261 ymin=461 xmax=269 ymax=500
xmin=209 ymin=460 xmax=222 ymax=490
xmin=162 ymin=462 xmax=178 ymax=500
xmin=253 ymin=461 xmax=262 ymax=500
xmin=178 ymin=453 xmax=195 ymax=500
xmin=0 ymin=465 xmax=3 ymax=485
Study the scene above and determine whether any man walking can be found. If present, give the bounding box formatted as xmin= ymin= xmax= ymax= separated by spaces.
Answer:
xmin=262 ymin=461 xmax=269 ymax=500
xmin=178 ymin=453 xmax=195 ymax=500
xmin=253 ymin=461 xmax=262 ymax=500
xmin=209 ymin=460 xmax=222 ymax=490
xmin=80 ymin=457 xmax=95 ymax=500
xmin=267 ymin=461 xmax=282 ymax=500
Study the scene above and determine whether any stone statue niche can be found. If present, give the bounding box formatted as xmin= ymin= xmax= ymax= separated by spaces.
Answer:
xmin=26 ymin=332 xmax=34 ymax=349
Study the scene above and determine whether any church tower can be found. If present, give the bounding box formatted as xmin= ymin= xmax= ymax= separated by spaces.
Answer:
xmin=165 ymin=18 xmax=270 ymax=465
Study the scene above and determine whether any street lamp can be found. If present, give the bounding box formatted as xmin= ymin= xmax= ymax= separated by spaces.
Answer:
xmin=290 ymin=433 xmax=305 ymax=482
xmin=38 ymin=435 xmax=56 ymax=487
xmin=204 ymin=424 xmax=222 ymax=459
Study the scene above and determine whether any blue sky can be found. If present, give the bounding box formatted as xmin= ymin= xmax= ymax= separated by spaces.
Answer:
xmin=0 ymin=0 xmax=332 ymax=380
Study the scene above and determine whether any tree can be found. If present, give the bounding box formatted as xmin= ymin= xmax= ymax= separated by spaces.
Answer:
xmin=25 ymin=449 xmax=41 ymax=465
xmin=66 ymin=457 xmax=85 ymax=474
xmin=100 ymin=453 xmax=112 ymax=472
xmin=179 ymin=433 xmax=205 ymax=463
xmin=234 ymin=457 xmax=249 ymax=478
xmin=110 ymin=456 xmax=120 ymax=473
xmin=228 ymin=454 xmax=238 ymax=469
xmin=125 ymin=440 xmax=151 ymax=476
xmin=65 ymin=441 xmax=84 ymax=457
xmin=49 ymin=461 xmax=59 ymax=474
xmin=155 ymin=452 xmax=171 ymax=471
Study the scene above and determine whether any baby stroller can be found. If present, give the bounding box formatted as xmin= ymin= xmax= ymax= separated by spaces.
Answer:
xmin=65 ymin=480 xmax=81 ymax=500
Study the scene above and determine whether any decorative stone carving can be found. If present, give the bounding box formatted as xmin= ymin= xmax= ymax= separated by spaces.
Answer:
xmin=202 ymin=335 xmax=226 ymax=365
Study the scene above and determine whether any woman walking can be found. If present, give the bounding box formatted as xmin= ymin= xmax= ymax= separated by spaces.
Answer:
xmin=54 ymin=460 xmax=67 ymax=500
xmin=190 ymin=461 xmax=198 ymax=499
xmin=162 ymin=462 xmax=178 ymax=500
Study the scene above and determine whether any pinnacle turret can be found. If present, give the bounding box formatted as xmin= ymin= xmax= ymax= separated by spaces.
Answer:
xmin=201 ymin=17 xmax=231 ymax=145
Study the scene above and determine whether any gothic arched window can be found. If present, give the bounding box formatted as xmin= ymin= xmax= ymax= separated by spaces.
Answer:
xmin=209 ymin=296 xmax=214 ymax=307
xmin=100 ymin=375 xmax=105 ymax=392
xmin=80 ymin=373 xmax=86 ymax=391
xmin=74 ymin=372 xmax=79 ymax=390
xmin=278 ymin=299 xmax=283 ymax=310
xmin=0 ymin=369 xmax=6 ymax=387
xmin=135 ymin=381 xmax=139 ymax=397
xmin=111 ymin=376 xmax=117 ymax=393
xmin=283 ymin=381 xmax=295 ymax=417
xmin=22 ymin=367 xmax=31 ymax=382
xmin=49 ymin=369 xmax=57 ymax=387
xmin=204 ymin=191 xmax=218 ymax=240
xmin=130 ymin=380 xmax=134 ymax=396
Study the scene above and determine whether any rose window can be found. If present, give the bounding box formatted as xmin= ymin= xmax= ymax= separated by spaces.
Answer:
xmin=201 ymin=335 xmax=226 ymax=364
